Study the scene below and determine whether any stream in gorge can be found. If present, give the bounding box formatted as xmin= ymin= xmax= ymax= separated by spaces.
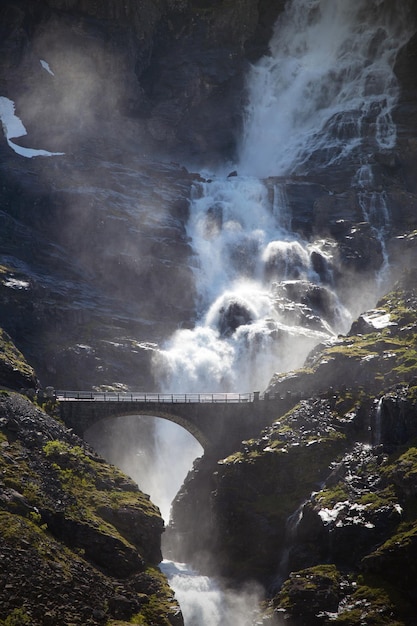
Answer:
xmin=86 ymin=0 xmax=416 ymax=623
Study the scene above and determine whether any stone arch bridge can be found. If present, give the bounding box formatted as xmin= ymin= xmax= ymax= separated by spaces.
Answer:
xmin=57 ymin=391 xmax=297 ymax=455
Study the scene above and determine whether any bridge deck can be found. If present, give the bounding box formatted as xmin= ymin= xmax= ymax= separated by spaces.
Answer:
xmin=56 ymin=391 xmax=258 ymax=403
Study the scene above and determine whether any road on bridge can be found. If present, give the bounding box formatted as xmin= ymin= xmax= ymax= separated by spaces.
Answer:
xmin=56 ymin=391 xmax=259 ymax=403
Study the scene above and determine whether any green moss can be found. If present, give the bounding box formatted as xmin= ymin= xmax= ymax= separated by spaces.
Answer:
xmin=0 ymin=328 xmax=35 ymax=380
xmin=382 ymin=446 xmax=417 ymax=485
xmin=277 ymin=564 xmax=341 ymax=612
xmin=358 ymin=486 xmax=397 ymax=510
xmin=0 ymin=608 xmax=31 ymax=625
xmin=373 ymin=519 xmax=417 ymax=553
xmin=315 ymin=483 xmax=350 ymax=508
xmin=332 ymin=575 xmax=408 ymax=625
xmin=278 ymin=565 xmax=408 ymax=625
xmin=40 ymin=440 xmax=161 ymax=554
xmin=129 ymin=567 xmax=180 ymax=626
xmin=0 ymin=510 xmax=72 ymax=575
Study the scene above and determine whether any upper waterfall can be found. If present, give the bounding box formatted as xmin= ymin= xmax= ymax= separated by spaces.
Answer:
xmin=153 ymin=0 xmax=415 ymax=394
xmin=239 ymin=0 xmax=414 ymax=178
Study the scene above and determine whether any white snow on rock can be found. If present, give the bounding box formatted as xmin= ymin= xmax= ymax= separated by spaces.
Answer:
xmin=40 ymin=59 xmax=55 ymax=76
xmin=0 ymin=96 xmax=64 ymax=158
xmin=362 ymin=309 xmax=393 ymax=330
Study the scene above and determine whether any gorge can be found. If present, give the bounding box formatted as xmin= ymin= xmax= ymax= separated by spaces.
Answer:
xmin=2 ymin=0 xmax=417 ymax=624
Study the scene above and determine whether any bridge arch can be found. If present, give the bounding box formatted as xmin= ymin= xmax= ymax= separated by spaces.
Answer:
xmin=84 ymin=408 xmax=210 ymax=450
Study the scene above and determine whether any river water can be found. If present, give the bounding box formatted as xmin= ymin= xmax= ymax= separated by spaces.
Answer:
xmin=88 ymin=1 xmax=415 ymax=623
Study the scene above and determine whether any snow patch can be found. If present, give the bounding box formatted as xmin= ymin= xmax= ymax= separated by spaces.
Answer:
xmin=362 ymin=309 xmax=393 ymax=330
xmin=0 ymin=96 xmax=64 ymax=158
xmin=3 ymin=278 xmax=30 ymax=290
xmin=40 ymin=59 xmax=55 ymax=76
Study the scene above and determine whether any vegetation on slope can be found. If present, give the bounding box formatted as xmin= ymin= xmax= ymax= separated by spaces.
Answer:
xmin=0 ymin=374 xmax=181 ymax=626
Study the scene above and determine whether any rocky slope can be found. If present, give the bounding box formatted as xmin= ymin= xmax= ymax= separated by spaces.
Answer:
xmin=0 ymin=345 xmax=181 ymax=626
xmin=167 ymin=275 xmax=417 ymax=625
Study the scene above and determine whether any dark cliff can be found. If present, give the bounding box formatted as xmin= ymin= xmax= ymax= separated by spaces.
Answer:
xmin=0 ymin=0 xmax=285 ymax=389
xmin=0 ymin=341 xmax=181 ymax=626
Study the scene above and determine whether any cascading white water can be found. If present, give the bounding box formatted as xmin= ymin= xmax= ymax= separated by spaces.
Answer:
xmin=373 ymin=397 xmax=384 ymax=446
xmin=153 ymin=0 xmax=413 ymax=396
xmin=147 ymin=2 xmax=414 ymax=623
xmin=154 ymin=175 xmax=348 ymax=393
xmin=239 ymin=0 xmax=413 ymax=177
xmin=160 ymin=561 xmax=262 ymax=626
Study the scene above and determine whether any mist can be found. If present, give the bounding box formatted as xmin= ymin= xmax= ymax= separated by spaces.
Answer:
xmin=160 ymin=561 xmax=265 ymax=626
xmin=85 ymin=416 xmax=203 ymax=523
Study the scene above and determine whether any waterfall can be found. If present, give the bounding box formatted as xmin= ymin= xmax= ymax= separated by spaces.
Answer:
xmin=239 ymin=0 xmax=413 ymax=178
xmin=373 ymin=397 xmax=384 ymax=446
xmin=160 ymin=561 xmax=262 ymax=626
xmin=274 ymin=502 xmax=306 ymax=589
xmin=153 ymin=174 xmax=349 ymax=393
xmin=152 ymin=2 xmax=415 ymax=622
xmin=83 ymin=2 xmax=415 ymax=623
xmin=153 ymin=0 xmax=413 ymax=395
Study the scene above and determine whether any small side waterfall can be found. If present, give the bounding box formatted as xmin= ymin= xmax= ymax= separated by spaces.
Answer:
xmin=372 ymin=397 xmax=384 ymax=447
xmin=274 ymin=503 xmax=306 ymax=589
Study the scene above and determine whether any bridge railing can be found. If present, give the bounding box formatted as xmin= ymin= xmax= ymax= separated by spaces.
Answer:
xmin=55 ymin=391 xmax=256 ymax=403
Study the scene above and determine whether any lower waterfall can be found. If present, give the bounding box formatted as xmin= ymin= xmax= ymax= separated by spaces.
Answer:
xmin=160 ymin=561 xmax=263 ymax=626
xmin=85 ymin=417 xmax=262 ymax=625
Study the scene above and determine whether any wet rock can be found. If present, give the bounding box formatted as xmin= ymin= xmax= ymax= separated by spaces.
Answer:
xmin=204 ymin=203 xmax=223 ymax=238
xmin=276 ymin=565 xmax=342 ymax=622
xmin=218 ymin=300 xmax=254 ymax=336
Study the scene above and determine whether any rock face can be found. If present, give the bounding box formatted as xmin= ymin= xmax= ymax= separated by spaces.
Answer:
xmin=0 ymin=150 xmax=199 ymax=389
xmin=0 ymin=327 xmax=38 ymax=390
xmin=0 ymin=0 xmax=284 ymax=162
xmin=0 ymin=332 xmax=180 ymax=626
xmin=0 ymin=389 xmax=182 ymax=625
xmin=0 ymin=0 xmax=287 ymax=390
